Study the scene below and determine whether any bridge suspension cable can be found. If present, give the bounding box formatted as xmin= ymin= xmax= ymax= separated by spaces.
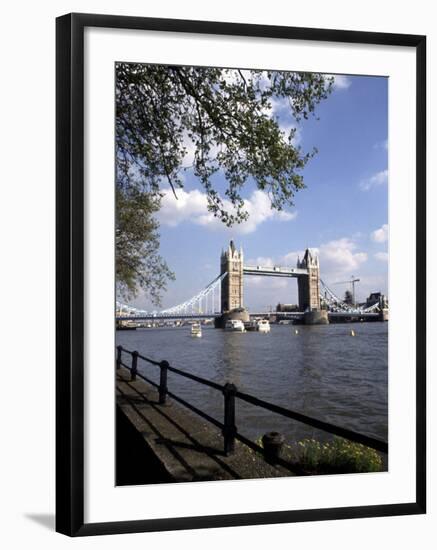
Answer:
xmin=320 ymin=279 xmax=382 ymax=314
xmin=116 ymin=272 xmax=227 ymax=318
xmin=117 ymin=271 xmax=382 ymax=318
xmin=161 ymin=272 xmax=227 ymax=315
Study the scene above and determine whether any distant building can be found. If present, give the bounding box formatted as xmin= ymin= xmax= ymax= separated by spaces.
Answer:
xmin=344 ymin=290 xmax=353 ymax=305
xmin=365 ymin=292 xmax=388 ymax=309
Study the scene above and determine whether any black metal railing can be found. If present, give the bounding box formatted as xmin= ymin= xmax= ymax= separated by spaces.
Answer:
xmin=116 ymin=345 xmax=388 ymax=466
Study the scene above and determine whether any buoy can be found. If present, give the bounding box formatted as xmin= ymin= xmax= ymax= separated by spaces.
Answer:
xmin=294 ymin=329 xmax=299 ymax=335
xmin=350 ymin=329 xmax=355 ymax=336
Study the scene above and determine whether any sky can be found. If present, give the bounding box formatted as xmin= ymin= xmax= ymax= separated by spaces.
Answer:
xmin=128 ymin=71 xmax=388 ymax=312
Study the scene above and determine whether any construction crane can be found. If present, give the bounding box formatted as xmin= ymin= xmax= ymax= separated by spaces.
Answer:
xmin=333 ymin=276 xmax=360 ymax=306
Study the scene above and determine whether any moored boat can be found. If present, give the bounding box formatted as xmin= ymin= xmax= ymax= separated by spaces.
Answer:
xmin=244 ymin=320 xmax=258 ymax=332
xmin=225 ymin=319 xmax=246 ymax=332
xmin=257 ymin=319 xmax=271 ymax=333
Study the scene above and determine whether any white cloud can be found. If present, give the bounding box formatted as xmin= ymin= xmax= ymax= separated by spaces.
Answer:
xmin=181 ymin=132 xmax=221 ymax=168
xmin=282 ymin=249 xmax=306 ymax=266
xmin=257 ymin=94 xmax=303 ymax=144
xmin=371 ymin=224 xmax=389 ymax=243
xmin=259 ymin=98 xmax=302 ymax=146
xmin=181 ymin=132 xmax=197 ymax=168
xmin=326 ymin=74 xmax=352 ymax=90
xmin=247 ymin=237 xmax=367 ymax=281
xmin=157 ymin=188 xmax=297 ymax=234
xmin=233 ymin=236 xmax=387 ymax=305
xmin=221 ymin=69 xmax=254 ymax=87
xmin=242 ymin=237 xmax=370 ymax=305
xmin=157 ymin=188 xmax=207 ymax=227
xmin=279 ymin=123 xmax=302 ymax=146
xmin=271 ymin=96 xmax=291 ymax=115
xmin=374 ymin=252 xmax=388 ymax=262
xmin=318 ymin=238 xmax=367 ymax=277
xmin=359 ymin=169 xmax=388 ymax=191
xmin=221 ymin=69 xmax=240 ymax=86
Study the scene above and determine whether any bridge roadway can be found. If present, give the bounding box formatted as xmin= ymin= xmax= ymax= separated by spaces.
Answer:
xmin=116 ymin=311 xmax=380 ymax=322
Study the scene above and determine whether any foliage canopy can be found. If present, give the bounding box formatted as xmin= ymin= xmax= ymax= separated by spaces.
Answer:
xmin=116 ymin=64 xmax=333 ymax=303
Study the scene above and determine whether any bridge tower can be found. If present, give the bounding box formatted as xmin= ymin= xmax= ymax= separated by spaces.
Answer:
xmin=220 ymin=240 xmax=244 ymax=312
xmin=297 ymin=249 xmax=321 ymax=311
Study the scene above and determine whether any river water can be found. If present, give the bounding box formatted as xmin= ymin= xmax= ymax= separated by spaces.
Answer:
xmin=116 ymin=322 xmax=388 ymax=445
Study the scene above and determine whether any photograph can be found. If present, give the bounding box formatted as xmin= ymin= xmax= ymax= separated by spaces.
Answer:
xmin=0 ymin=0 xmax=430 ymax=545
xmin=114 ymin=63 xmax=389 ymax=485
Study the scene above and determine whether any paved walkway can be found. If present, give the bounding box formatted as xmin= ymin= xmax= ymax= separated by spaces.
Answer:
xmin=116 ymin=367 xmax=295 ymax=482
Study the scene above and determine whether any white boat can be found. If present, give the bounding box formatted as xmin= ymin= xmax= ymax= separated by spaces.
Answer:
xmin=225 ymin=319 xmax=246 ymax=332
xmin=191 ymin=322 xmax=202 ymax=338
xmin=257 ymin=319 xmax=271 ymax=333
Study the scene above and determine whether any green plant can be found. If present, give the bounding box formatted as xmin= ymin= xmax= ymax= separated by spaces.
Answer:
xmin=294 ymin=437 xmax=383 ymax=474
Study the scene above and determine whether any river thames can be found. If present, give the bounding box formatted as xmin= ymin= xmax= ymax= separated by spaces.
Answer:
xmin=116 ymin=322 xmax=388 ymax=445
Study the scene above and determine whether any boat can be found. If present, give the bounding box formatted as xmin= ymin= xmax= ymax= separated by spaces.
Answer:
xmin=116 ymin=321 xmax=138 ymax=331
xmin=257 ymin=319 xmax=271 ymax=333
xmin=244 ymin=320 xmax=258 ymax=332
xmin=191 ymin=322 xmax=202 ymax=338
xmin=225 ymin=319 xmax=246 ymax=332
xmin=116 ymin=324 xmax=137 ymax=331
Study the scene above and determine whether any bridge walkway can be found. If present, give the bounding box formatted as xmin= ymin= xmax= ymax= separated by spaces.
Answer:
xmin=116 ymin=367 xmax=294 ymax=482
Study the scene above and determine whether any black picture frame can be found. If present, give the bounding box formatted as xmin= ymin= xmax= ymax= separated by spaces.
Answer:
xmin=56 ymin=12 xmax=426 ymax=537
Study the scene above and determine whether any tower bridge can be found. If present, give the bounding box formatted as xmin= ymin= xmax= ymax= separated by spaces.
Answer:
xmin=220 ymin=240 xmax=327 ymax=324
xmin=117 ymin=240 xmax=387 ymax=324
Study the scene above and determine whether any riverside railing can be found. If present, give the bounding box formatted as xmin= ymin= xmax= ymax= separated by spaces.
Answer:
xmin=116 ymin=345 xmax=388 ymax=468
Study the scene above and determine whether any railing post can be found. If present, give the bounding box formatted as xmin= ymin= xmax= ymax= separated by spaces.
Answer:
xmin=116 ymin=345 xmax=122 ymax=370
xmin=131 ymin=351 xmax=138 ymax=381
xmin=159 ymin=360 xmax=169 ymax=404
xmin=222 ymin=383 xmax=237 ymax=455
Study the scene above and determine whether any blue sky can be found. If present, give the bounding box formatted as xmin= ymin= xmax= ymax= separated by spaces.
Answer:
xmin=130 ymin=72 xmax=388 ymax=312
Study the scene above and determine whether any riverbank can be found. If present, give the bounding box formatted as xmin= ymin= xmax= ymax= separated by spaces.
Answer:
xmin=117 ymin=366 xmax=296 ymax=483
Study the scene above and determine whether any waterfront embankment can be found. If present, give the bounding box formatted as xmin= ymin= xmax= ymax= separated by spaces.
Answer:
xmin=117 ymin=366 xmax=295 ymax=482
